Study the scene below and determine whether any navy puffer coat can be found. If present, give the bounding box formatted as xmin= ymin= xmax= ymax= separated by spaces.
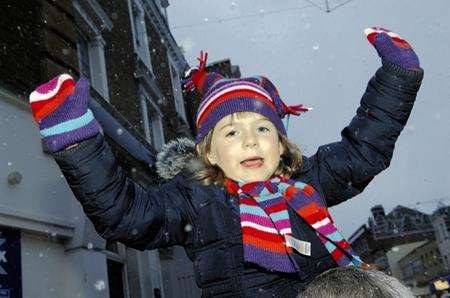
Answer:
xmin=53 ymin=62 xmax=423 ymax=297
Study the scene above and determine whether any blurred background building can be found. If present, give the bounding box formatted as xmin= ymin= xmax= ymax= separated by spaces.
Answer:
xmin=349 ymin=203 xmax=450 ymax=297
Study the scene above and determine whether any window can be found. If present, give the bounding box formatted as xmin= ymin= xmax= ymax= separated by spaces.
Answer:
xmin=129 ymin=0 xmax=153 ymax=73
xmin=442 ymin=223 xmax=449 ymax=239
xmin=139 ymin=89 xmax=165 ymax=151
xmin=74 ymin=3 xmax=110 ymax=101
xmin=362 ymin=240 xmax=369 ymax=253
xmin=168 ymin=57 xmax=187 ymax=122
xmin=140 ymin=95 xmax=153 ymax=142
xmin=76 ymin=32 xmax=91 ymax=79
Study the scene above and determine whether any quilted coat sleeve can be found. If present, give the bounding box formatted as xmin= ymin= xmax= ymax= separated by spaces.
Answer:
xmin=52 ymin=133 xmax=196 ymax=251
xmin=296 ymin=61 xmax=424 ymax=207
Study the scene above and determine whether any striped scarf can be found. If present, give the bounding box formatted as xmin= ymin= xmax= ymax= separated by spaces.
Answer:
xmin=225 ymin=176 xmax=362 ymax=273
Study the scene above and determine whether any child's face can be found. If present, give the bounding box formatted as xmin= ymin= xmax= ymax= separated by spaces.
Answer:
xmin=206 ymin=112 xmax=284 ymax=183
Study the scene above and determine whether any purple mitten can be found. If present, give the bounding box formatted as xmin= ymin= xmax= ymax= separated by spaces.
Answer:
xmin=29 ymin=74 xmax=101 ymax=153
xmin=365 ymin=27 xmax=420 ymax=70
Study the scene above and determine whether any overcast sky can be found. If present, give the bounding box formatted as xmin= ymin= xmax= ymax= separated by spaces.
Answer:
xmin=167 ymin=0 xmax=450 ymax=237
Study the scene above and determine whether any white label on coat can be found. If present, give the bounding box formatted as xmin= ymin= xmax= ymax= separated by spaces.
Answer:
xmin=285 ymin=235 xmax=311 ymax=256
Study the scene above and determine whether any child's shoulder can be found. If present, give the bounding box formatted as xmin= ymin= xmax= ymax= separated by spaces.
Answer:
xmin=290 ymin=155 xmax=313 ymax=182
xmin=154 ymin=136 xmax=226 ymax=192
xmin=159 ymin=170 xmax=228 ymax=216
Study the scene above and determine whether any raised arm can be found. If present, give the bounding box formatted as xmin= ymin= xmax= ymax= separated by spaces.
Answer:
xmin=29 ymin=75 xmax=195 ymax=250
xmin=52 ymin=133 xmax=196 ymax=250
xmin=295 ymin=27 xmax=424 ymax=207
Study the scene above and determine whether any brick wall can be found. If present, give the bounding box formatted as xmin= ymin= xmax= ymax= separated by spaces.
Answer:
xmin=0 ymin=1 xmax=44 ymax=97
xmin=97 ymin=0 xmax=145 ymax=136
xmin=1 ymin=0 xmax=202 ymax=156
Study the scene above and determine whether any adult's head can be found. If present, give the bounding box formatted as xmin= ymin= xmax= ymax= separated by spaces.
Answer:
xmin=298 ymin=266 xmax=414 ymax=298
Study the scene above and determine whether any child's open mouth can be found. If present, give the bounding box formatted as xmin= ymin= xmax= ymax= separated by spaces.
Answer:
xmin=241 ymin=157 xmax=264 ymax=168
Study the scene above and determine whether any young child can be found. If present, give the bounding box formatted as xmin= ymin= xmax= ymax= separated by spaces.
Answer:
xmin=29 ymin=27 xmax=423 ymax=297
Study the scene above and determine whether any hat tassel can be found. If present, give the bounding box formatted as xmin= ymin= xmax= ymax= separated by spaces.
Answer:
xmin=283 ymin=103 xmax=313 ymax=117
xmin=182 ymin=50 xmax=208 ymax=93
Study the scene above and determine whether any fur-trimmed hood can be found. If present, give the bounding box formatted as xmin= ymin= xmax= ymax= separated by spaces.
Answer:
xmin=155 ymin=138 xmax=205 ymax=180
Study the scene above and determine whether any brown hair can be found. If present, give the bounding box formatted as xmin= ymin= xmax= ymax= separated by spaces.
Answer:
xmin=193 ymin=112 xmax=303 ymax=187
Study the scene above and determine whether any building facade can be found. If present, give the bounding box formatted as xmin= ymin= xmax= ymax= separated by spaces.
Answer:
xmin=0 ymin=1 xmax=209 ymax=297
xmin=349 ymin=205 xmax=435 ymax=270
xmin=349 ymin=203 xmax=450 ymax=297
xmin=398 ymin=240 xmax=447 ymax=296
xmin=432 ymin=205 xmax=450 ymax=272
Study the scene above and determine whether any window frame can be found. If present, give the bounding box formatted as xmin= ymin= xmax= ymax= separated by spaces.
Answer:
xmin=128 ymin=0 xmax=154 ymax=74
xmin=76 ymin=30 xmax=91 ymax=79
xmin=73 ymin=0 xmax=110 ymax=101
xmin=139 ymin=87 xmax=165 ymax=151
xmin=167 ymin=55 xmax=187 ymax=123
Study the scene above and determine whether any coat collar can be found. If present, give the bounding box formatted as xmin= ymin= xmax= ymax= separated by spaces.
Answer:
xmin=155 ymin=137 xmax=205 ymax=180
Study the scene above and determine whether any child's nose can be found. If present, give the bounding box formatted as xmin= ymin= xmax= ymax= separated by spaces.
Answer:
xmin=243 ymin=131 xmax=258 ymax=148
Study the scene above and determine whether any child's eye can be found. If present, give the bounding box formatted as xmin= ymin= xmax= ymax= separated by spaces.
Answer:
xmin=258 ymin=126 xmax=270 ymax=133
xmin=225 ymin=130 xmax=237 ymax=137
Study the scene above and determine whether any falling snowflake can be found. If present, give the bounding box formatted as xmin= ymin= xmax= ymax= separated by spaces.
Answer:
xmin=405 ymin=125 xmax=415 ymax=132
xmin=184 ymin=224 xmax=193 ymax=232
xmin=87 ymin=242 xmax=93 ymax=249
xmin=312 ymin=44 xmax=320 ymax=51
xmin=116 ymin=128 xmax=123 ymax=135
xmin=180 ymin=37 xmax=194 ymax=52
xmin=94 ymin=280 xmax=106 ymax=291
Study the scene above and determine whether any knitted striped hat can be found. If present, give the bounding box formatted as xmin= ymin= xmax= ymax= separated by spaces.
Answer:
xmin=183 ymin=51 xmax=312 ymax=144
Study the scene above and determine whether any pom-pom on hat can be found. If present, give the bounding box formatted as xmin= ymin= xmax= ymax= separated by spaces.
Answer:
xmin=183 ymin=51 xmax=312 ymax=144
